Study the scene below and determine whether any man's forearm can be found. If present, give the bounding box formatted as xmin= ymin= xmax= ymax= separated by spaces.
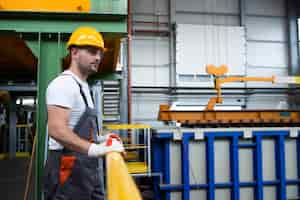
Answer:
xmin=49 ymin=126 xmax=91 ymax=154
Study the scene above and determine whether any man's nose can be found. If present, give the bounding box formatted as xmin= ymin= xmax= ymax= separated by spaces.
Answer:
xmin=95 ymin=53 xmax=101 ymax=62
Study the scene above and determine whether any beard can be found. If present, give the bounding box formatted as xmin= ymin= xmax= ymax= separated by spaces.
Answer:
xmin=77 ymin=62 xmax=99 ymax=76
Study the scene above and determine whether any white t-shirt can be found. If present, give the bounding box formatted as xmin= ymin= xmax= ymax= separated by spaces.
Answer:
xmin=46 ymin=70 xmax=94 ymax=150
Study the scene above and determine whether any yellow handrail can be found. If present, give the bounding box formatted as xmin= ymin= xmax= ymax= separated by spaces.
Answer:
xmin=104 ymin=124 xmax=151 ymax=130
xmin=106 ymin=152 xmax=142 ymax=200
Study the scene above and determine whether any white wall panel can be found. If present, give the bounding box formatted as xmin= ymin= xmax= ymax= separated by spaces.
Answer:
xmin=262 ymin=139 xmax=276 ymax=180
xmin=170 ymin=192 xmax=181 ymax=200
xmin=263 ymin=187 xmax=276 ymax=200
xmin=246 ymin=17 xmax=287 ymax=42
xmin=190 ymin=191 xmax=206 ymax=200
xmin=132 ymin=37 xmax=170 ymax=86
xmin=285 ymin=140 xmax=297 ymax=179
xmin=170 ymin=142 xmax=182 ymax=184
xmin=247 ymin=42 xmax=288 ymax=68
xmin=215 ymin=140 xmax=230 ymax=182
xmin=176 ymin=13 xmax=239 ymax=26
xmin=154 ymin=66 xmax=170 ymax=86
xmin=246 ymin=0 xmax=286 ymax=16
xmin=240 ymin=188 xmax=254 ymax=200
xmin=176 ymin=24 xmax=246 ymax=88
xmin=169 ymin=136 xmax=185 ymax=200
xmin=189 ymin=141 xmax=207 ymax=184
xmin=176 ymin=0 xmax=239 ymax=14
xmin=132 ymin=37 xmax=169 ymax=65
xmin=287 ymin=186 xmax=298 ymax=200
xmin=132 ymin=67 xmax=169 ymax=86
xmin=239 ymin=149 xmax=253 ymax=182
xmin=132 ymin=94 xmax=169 ymax=123
xmin=215 ymin=189 xmax=230 ymax=200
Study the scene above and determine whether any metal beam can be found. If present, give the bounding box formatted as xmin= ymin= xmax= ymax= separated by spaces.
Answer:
xmin=8 ymin=95 xmax=17 ymax=158
xmin=0 ymin=84 xmax=36 ymax=92
xmin=0 ymin=11 xmax=127 ymax=21
xmin=91 ymin=81 xmax=103 ymax=132
xmin=169 ymin=0 xmax=176 ymax=98
xmin=0 ymin=19 xmax=127 ymax=34
xmin=239 ymin=0 xmax=246 ymax=26
xmin=120 ymin=41 xmax=128 ymax=125
xmin=287 ymin=0 xmax=299 ymax=76
xmin=247 ymin=14 xmax=286 ymax=18
xmin=247 ymin=39 xmax=287 ymax=44
xmin=287 ymin=0 xmax=299 ymax=109
xmin=176 ymin=10 xmax=238 ymax=17
xmin=0 ymin=12 xmax=127 ymax=34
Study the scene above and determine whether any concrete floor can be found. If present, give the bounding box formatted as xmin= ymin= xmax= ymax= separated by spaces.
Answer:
xmin=0 ymin=157 xmax=154 ymax=200
xmin=0 ymin=157 xmax=33 ymax=200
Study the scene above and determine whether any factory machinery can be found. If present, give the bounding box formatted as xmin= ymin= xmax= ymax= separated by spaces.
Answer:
xmin=158 ymin=65 xmax=300 ymax=127
xmin=152 ymin=65 xmax=300 ymax=200
xmin=1 ymin=1 xmax=300 ymax=199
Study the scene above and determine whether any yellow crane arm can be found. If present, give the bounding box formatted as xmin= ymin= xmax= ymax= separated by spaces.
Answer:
xmin=216 ymin=76 xmax=275 ymax=86
xmin=205 ymin=65 xmax=275 ymax=110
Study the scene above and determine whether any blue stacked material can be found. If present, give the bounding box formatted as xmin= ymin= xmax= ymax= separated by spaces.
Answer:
xmin=151 ymin=127 xmax=300 ymax=200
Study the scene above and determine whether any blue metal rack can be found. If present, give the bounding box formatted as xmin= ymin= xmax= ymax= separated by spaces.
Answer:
xmin=152 ymin=128 xmax=300 ymax=200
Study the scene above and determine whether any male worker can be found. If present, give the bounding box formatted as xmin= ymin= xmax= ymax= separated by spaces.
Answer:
xmin=43 ymin=26 xmax=124 ymax=200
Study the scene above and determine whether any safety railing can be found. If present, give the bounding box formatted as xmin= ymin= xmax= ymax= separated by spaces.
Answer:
xmin=104 ymin=124 xmax=152 ymax=176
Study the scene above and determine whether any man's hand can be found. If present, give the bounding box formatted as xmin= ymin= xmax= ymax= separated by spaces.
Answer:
xmin=88 ymin=138 xmax=125 ymax=157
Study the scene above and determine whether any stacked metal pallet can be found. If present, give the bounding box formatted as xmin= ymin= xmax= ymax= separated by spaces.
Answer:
xmin=152 ymin=127 xmax=300 ymax=200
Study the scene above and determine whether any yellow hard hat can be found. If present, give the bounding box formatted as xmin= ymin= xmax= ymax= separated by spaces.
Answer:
xmin=67 ymin=26 xmax=105 ymax=50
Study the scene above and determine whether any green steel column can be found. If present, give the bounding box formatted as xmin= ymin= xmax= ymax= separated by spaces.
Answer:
xmin=35 ymin=33 xmax=64 ymax=200
xmin=0 ymin=8 xmax=127 ymax=200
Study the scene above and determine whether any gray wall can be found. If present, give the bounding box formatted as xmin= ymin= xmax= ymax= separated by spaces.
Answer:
xmin=131 ymin=0 xmax=295 ymax=124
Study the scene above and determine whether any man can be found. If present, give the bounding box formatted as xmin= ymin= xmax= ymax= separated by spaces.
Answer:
xmin=43 ymin=26 xmax=124 ymax=200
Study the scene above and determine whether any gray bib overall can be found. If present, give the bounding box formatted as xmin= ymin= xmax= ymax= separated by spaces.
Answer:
xmin=43 ymin=76 xmax=105 ymax=200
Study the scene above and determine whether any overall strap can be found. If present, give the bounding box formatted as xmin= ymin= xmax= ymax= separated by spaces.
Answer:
xmin=76 ymin=80 xmax=89 ymax=107
xmin=60 ymin=73 xmax=100 ymax=135
xmin=60 ymin=74 xmax=89 ymax=107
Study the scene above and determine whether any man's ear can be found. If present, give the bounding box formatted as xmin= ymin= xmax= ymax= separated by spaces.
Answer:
xmin=70 ymin=47 xmax=80 ymax=59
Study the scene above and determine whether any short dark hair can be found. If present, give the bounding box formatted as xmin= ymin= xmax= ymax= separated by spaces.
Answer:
xmin=61 ymin=54 xmax=71 ymax=71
